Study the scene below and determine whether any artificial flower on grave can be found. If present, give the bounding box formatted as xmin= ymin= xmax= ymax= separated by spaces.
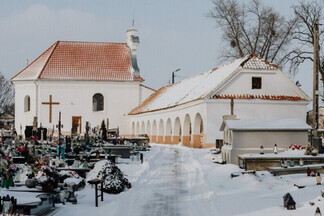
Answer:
xmin=36 ymin=166 xmax=60 ymax=191
xmin=8 ymin=164 xmax=17 ymax=172
xmin=305 ymin=145 xmax=316 ymax=155
xmin=17 ymin=145 xmax=25 ymax=154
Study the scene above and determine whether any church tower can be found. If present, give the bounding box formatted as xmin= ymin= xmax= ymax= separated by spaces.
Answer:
xmin=126 ymin=27 xmax=140 ymax=78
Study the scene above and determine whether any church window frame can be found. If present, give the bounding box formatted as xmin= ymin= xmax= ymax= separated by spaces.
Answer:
xmin=252 ymin=77 xmax=262 ymax=89
xmin=92 ymin=93 xmax=104 ymax=112
xmin=24 ymin=95 xmax=30 ymax=112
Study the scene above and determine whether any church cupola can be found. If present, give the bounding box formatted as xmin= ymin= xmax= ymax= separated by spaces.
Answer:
xmin=126 ymin=27 xmax=140 ymax=78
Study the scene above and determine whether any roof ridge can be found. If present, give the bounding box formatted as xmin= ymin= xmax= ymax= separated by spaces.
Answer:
xmin=58 ymin=41 xmax=127 ymax=45
xmin=37 ymin=41 xmax=60 ymax=79
xmin=239 ymin=54 xmax=254 ymax=67
xmin=240 ymin=54 xmax=278 ymax=69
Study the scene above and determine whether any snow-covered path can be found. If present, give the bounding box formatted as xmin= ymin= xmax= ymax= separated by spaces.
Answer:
xmin=107 ymin=145 xmax=218 ymax=216
xmin=141 ymin=147 xmax=184 ymax=216
xmin=56 ymin=144 xmax=324 ymax=216
xmin=56 ymin=144 xmax=218 ymax=215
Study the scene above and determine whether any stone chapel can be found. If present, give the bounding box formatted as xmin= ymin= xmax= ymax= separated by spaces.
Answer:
xmin=11 ymin=27 xmax=154 ymax=136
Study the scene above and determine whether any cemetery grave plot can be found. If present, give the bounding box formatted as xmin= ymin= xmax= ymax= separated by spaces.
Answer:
xmin=0 ymin=122 xmax=142 ymax=215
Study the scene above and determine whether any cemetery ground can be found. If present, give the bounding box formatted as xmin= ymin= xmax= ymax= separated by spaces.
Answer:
xmin=51 ymin=144 xmax=324 ymax=216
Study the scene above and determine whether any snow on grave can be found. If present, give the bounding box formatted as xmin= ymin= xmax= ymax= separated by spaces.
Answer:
xmin=86 ymin=160 xmax=131 ymax=194
xmin=36 ymin=166 xmax=85 ymax=192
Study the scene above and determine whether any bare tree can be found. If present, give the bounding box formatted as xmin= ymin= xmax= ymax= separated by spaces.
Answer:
xmin=0 ymin=72 xmax=14 ymax=113
xmin=208 ymin=0 xmax=297 ymax=66
xmin=283 ymin=0 xmax=324 ymax=78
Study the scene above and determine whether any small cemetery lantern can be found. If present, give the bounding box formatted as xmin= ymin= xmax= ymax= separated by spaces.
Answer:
xmin=290 ymin=159 xmax=295 ymax=167
xmin=67 ymin=186 xmax=77 ymax=204
xmin=284 ymin=158 xmax=288 ymax=167
xmin=286 ymin=197 xmax=296 ymax=210
xmin=307 ymin=167 xmax=311 ymax=176
xmin=317 ymin=172 xmax=322 ymax=185
xmin=315 ymin=207 xmax=322 ymax=216
xmin=299 ymin=158 xmax=304 ymax=166
xmin=260 ymin=145 xmax=264 ymax=154
xmin=1 ymin=195 xmax=16 ymax=214
xmin=283 ymin=193 xmax=292 ymax=208
xmin=58 ymin=184 xmax=69 ymax=203
xmin=274 ymin=144 xmax=278 ymax=154
xmin=280 ymin=158 xmax=285 ymax=167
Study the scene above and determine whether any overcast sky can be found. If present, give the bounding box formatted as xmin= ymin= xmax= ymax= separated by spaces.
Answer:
xmin=0 ymin=0 xmax=315 ymax=101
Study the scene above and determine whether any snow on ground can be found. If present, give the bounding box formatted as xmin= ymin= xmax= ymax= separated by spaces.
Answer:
xmin=54 ymin=144 xmax=324 ymax=216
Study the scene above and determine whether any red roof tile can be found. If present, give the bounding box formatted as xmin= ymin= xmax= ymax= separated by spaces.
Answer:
xmin=211 ymin=94 xmax=306 ymax=101
xmin=12 ymin=41 xmax=143 ymax=81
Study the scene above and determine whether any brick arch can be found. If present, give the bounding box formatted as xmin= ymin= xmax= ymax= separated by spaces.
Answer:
xmin=152 ymin=120 xmax=157 ymax=142
xmin=193 ymin=113 xmax=204 ymax=148
xmin=136 ymin=122 xmax=140 ymax=136
xmin=158 ymin=119 xmax=164 ymax=143
xmin=146 ymin=121 xmax=151 ymax=136
xmin=183 ymin=114 xmax=192 ymax=147
xmin=173 ymin=117 xmax=181 ymax=144
xmin=165 ymin=118 xmax=172 ymax=144
xmin=141 ymin=121 xmax=145 ymax=134
xmin=131 ymin=122 xmax=135 ymax=137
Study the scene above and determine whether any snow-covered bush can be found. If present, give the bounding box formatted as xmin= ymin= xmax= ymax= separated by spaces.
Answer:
xmin=87 ymin=160 xmax=131 ymax=194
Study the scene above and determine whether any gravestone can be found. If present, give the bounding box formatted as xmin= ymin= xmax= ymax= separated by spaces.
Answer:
xmin=24 ymin=126 xmax=33 ymax=139
xmin=37 ymin=128 xmax=47 ymax=141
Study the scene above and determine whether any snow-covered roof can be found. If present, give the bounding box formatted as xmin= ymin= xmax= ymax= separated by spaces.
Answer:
xmin=12 ymin=41 xmax=143 ymax=82
xmin=224 ymin=118 xmax=311 ymax=131
xmin=129 ymin=54 xmax=304 ymax=115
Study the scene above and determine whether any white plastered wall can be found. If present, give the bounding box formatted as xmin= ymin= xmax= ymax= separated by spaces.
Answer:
xmin=13 ymin=79 xmax=154 ymax=136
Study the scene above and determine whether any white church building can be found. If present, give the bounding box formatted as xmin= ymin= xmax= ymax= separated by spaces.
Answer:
xmin=128 ymin=54 xmax=310 ymax=148
xmin=11 ymin=27 xmax=154 ymax=136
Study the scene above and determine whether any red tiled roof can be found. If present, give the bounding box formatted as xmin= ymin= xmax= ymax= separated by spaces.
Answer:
xmin=211 ymin=94 xmax=306 ymax=101
xmin=12 ymin=41 xmax=143 ymax=81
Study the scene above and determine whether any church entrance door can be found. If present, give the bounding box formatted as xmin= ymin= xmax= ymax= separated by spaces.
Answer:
xmin=72 ymin=116 xmax=82 ymax=135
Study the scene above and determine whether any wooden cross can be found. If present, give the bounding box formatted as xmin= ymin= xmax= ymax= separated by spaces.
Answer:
xmin=42 ymin=95 xmax=59 ymax=123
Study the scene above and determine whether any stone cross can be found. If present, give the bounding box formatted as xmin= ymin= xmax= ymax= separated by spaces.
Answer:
xmin=42 ymin=95 xmax=59 ymax=123
xmin=85 ymin=121 xmax=90 ymax=146
xmin=57 ymin=112 xmax=62 ymax=159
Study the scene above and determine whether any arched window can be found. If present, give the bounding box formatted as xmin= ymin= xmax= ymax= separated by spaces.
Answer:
xmin=93 ymin=93 xmax=104 ymax=111
xmin=24 ymin=95 xmax=30 ymax=112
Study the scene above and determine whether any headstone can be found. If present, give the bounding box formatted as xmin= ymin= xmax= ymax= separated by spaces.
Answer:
xmin=37 ymin=128 xmax=47 ymax=141
xmin=25 ymin=126 xmax=33 ymax=139
xmin=313 ymin=137 xmax=324 ymax=153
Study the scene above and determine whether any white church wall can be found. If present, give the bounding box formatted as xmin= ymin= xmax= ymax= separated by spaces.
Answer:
xmin=15 ymin=80 xmax=143 ymax=136
xmin=139 ymin=85 xmax=155 ymax=104
xmin=14 ymin=81 xmax=37 ymax=135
